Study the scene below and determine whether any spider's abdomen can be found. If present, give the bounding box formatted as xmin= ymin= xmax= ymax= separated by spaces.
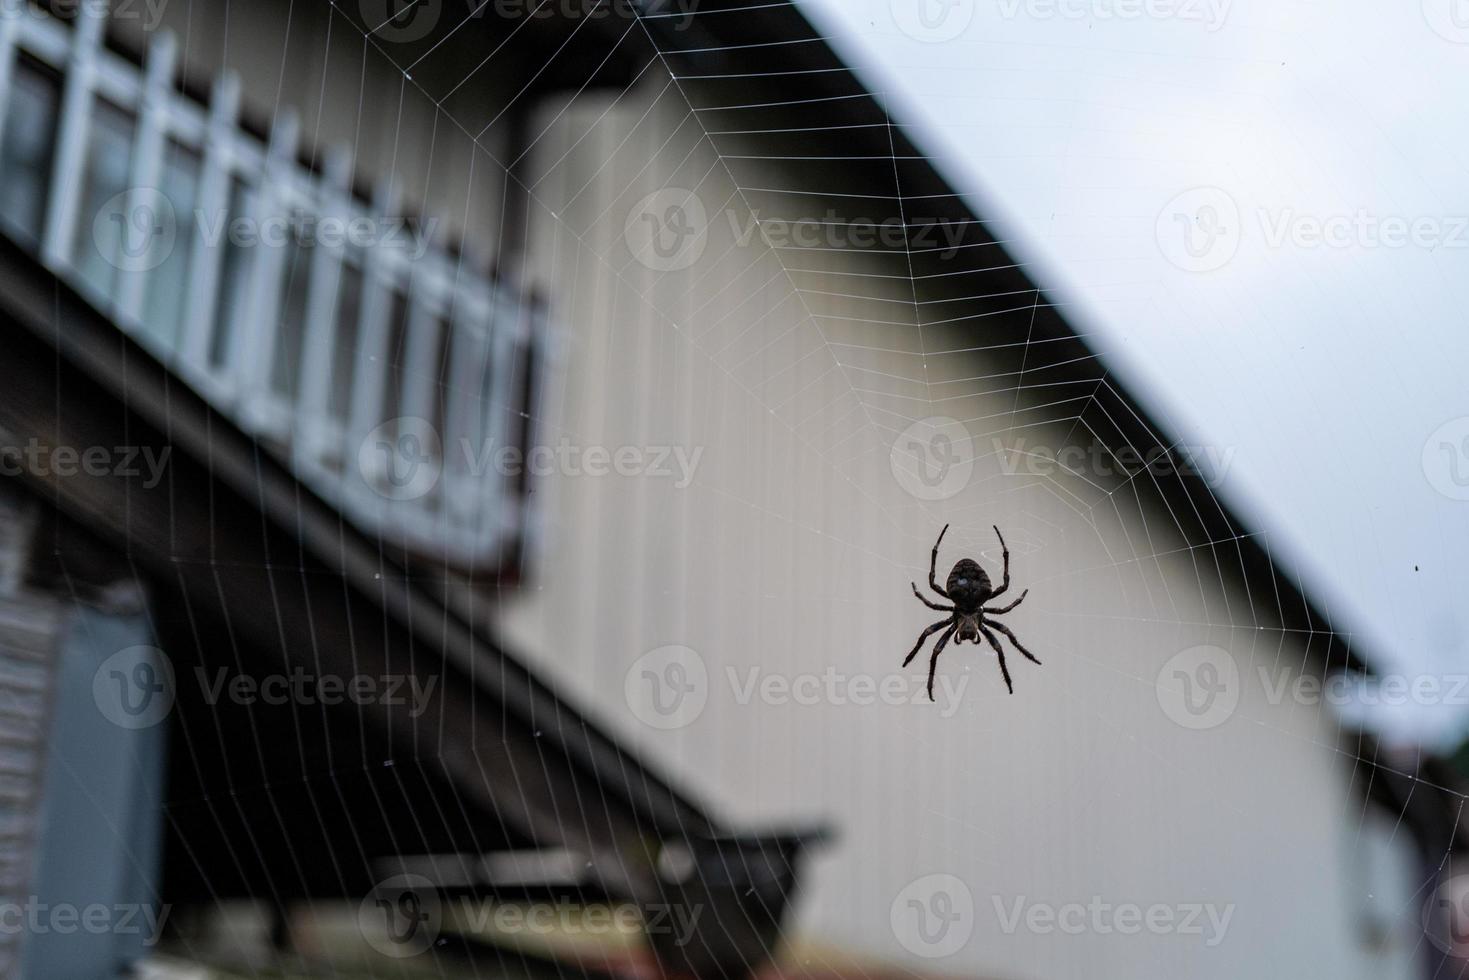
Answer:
xmin=946 ymin=559 xmax=991 ymax=611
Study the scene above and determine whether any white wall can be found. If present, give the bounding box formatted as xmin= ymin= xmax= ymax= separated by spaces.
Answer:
xmin=495 ymin=82 xmax=1425 ymax=980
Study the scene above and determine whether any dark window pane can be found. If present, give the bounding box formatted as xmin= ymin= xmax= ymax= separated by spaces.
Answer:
xmin=270 ymin=227 xmax=311 ymax=400
xmin=139 ymin=140 xmax=201 ymax=351
xmin=209 ymin=178 xmax=255 ymax=373
xmin=328 ymin=254 xmax=364 ymax=421
xmin=382 ymin=287 xmax=410 ymax=427
xmin=70 ymin=98 xmax=135 ymax=299
xmin=0 ymin=57 xmax=60 ymax=245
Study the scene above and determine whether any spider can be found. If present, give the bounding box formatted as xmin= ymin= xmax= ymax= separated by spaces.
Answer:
xmin=904 ymin=524 xmax=1040 ymax=700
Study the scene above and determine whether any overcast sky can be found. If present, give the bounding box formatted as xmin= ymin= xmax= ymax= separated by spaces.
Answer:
xmin=797 ymin=0 xmax=1469 ymax=746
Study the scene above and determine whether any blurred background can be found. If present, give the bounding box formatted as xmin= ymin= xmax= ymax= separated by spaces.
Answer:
xmin=0 ymin=0 xmax=1464 ymax=978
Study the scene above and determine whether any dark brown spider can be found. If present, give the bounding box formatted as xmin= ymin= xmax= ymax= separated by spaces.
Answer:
xmin=904 ymin=524 xmax=1040 ymax=700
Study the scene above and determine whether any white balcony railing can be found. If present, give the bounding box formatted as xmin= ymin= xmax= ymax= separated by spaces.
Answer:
xmin=0 ymin=6 xmax=556 ymax=570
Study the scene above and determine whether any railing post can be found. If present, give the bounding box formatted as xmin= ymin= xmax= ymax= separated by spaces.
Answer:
xmin=40 ymin=3 xmax=105 ymax=271
xmin=177 ymin=71 xmax=240 ymax=393
xmin=114 ymin=28 xmax=176 ymax=331
xmin=232 ymin=107 xmax=297 ymax=433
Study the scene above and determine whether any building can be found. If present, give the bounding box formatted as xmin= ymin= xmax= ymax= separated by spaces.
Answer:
xmin=0 ymin=0 xmax=1445 ymax=978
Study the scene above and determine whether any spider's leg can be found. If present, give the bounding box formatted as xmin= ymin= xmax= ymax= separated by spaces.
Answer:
xmin=987 ymin=619 xmax=1041 ymax=666
xmin=928 ymin=524 xmax=950 ymax=597
xmin=912 ymin=582 xmax=954 ymax=612
xmin=978 ymin=625 xmax=1014 ymax=694
xmin=903 ymin=618 xmax=953 ymax=667
xmin=988 ymin=525 xmax=1012 ymax=599
xmin=984 ymin=589 xmax=1028 ymax=615
xmin=926 ymin=625 xmax=957 ymax=702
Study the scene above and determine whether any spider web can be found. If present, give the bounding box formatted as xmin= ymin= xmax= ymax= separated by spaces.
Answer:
xmin=27 ymin=0 xmax=1468 ymax=978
